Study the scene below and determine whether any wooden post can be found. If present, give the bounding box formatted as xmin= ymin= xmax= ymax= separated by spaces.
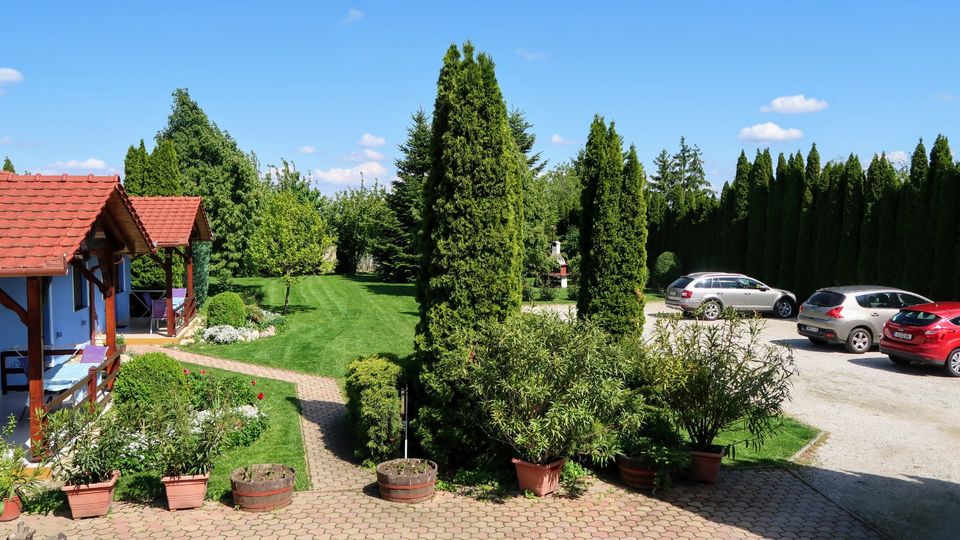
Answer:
xmin=186 ymin=242 xmax=194 ymax=313
xmin=87 ymin=365 xmax=98 ymax=412
xmin=25 ymin=277 xmax=44 ymax=457
xmin=100 ymin=250 xmax=118 ymax=388
xmin=165 ymin=248 xmax=175 ymax=337
xmin=88 ymin=271 xmax=97 ymax=343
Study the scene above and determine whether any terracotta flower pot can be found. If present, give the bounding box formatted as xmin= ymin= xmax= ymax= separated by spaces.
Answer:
xmin=230 ymin=464 xmax=295 ymax=513
xmin=376 ymin=458 xmax=437 ymax=504
xmin=615 ymin=455 xmax=657 ymax=491
xmin=512 ymin=458 xmax=565 ymax=497
xmin=690 ymin=446 xmax=725 ymax=483
xmin=161 ymin=473 xmax=210 ymax=510
xmin=61 ymin=471 xmax=120 ymax=519
xmin=0 ymin=496 xmax=21 ymax=522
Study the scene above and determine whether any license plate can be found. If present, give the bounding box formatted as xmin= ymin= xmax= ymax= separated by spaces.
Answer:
xmin=804 ymin=325 xmax=819 ymax=333
xmin=894 ymin=331 xmax=912 ymax=340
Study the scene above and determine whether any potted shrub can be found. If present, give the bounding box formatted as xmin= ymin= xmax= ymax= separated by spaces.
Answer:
xmin=615 ymin=408 xmax=690 ymax=491
xmin=41 ymin=406 xmax=122 ymax=519
xmin=230 ymin=464 xmax=296 ymax=512
xmin=471 ymin=313 xmax=641 ymax=497
xmin=376 ymin=458 xmax=437 ymax=503
xmin=642 ymin=314 xmax=796 ymax=483
xmin=0 ymin=415 xmax=44 ymax=521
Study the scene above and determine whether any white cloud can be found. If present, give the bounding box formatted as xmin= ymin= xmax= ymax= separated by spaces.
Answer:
xmin=340 ymin=8 xmax=364 ymax=25
xmin=516 ymin=48 xmax=546 ymax=61
xmin=934 ymin=92 xmax=959 ymax=102
xmin=48 ymin=158 xmax=111 ymax=171
xmin=884 ymin=150 xmax=909 ymax=164
xmin=313 ymin=161 xmax=387 ymax=185
xmin=760 ymin=94 xmax=828 ymax=114
xmin=358 ymin=133 xmax=385 ymax=147
xmin=0 ymin=68 xmax=23 ymax=84
xmin=344 ymin=148 xmax=384 ymax=162
xmin=297 ymin=145 xmax=316 ymax=154
xmin=550 ymin=134 xmax=575 ymax=145
xmin=737 ymin=122 xmax=803 ymax=142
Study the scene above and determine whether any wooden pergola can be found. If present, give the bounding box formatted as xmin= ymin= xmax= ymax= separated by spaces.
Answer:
xmin=130 ymin=197 xmax=213 ymax=337
xmin=0 ymin=173 xmax=154 ymax=453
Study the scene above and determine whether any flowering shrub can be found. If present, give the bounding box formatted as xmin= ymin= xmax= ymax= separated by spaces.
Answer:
xmin=202 ymin=325 xmax=259 ymax=344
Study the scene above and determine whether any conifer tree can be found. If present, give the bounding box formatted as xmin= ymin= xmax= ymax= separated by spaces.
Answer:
xmin=857 ymin=155 xmax=886 ymax=283
xmin=144 ymin=139 xmax=182 ymax=196
xmin=778 ymin=152 xmax=805 ymax=288
xmin=2 ymin=157 xmax=14 ymax=173
xmin=928 ymin=135 xmax=956 ymax=298
xmin=414 ymin=43 xmax=524 ymax=468
xmin=745 ymin=149 xmax=772 ymax=277
xmin=728 ymin=151 xmax=752 ymax=272
xmin=873 ymin=155 xmax=901 ymax=286
xmin=837 ymin=155 xmax=865 ymax=284
xmin=813 ymin=163 xmax=844 ymax=286
xmin=794 ymin=144 xmax=821 ymax=297
xmin=373 ymin=110 xmax=430 ymax=282
xmin=901 ymin=140 xmax=929 ymax=293
xmin=763 ymin=154 xmax=787 ymax=281
xmin=123 ymin=140 xmax=148 ymax=195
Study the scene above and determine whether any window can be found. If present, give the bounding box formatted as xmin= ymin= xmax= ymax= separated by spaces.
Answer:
xmin=717 ymin=278 xmax=739 ymax=289
xmin=806 ymin=291 xmax=845 ymax=307
xmin=890 ymin=310 xmax=940 ymax=327
xmin=73 ymin=268 xmax=88 ymax=311
xmin=115 ymin=261 xmax=124 ymax=293
xmin=855 ymin=293 xmax=895 ymax=309
xmin=736 ymin=278 xmax=762 ymax=289
xmin=694 ymin=279 xmax=716 ymax=289
xmin=896 ymin=293 xmax=926 ymax=307
xmin=668 ymin=277 xmax=693 ymax=289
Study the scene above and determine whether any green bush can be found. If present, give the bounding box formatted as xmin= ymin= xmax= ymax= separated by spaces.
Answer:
xmin=566 ymin=284 xmax=579 ymax=301
xmin=345 ymin=356 xmax=403 ymax=465
xmin=186 ymin=370 xmax=258 ymax=410
xmin=652 ymin=252 xmax=681 ymax=289
xmin=113 ymin=352 xmax=187 ymax=407
xmin=206 ymin=291 xmax=246 ymax=327
xmin=538 ymin=286 xmax=558 ymax=302
xmin=471 ymin=313 xmax=644 ymax=465
xmin=192 ymin=241 xmax=211 ymax=307
xmin=521 ymin=281 xmax=534 ymax=302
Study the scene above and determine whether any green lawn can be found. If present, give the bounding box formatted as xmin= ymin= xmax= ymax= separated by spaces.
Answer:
xmin=189 ymin=274 xmax=418 ymax=379
xmin=713 ymin=416 xmax=819 ymax=468
xmin=113 ymin=362 xmax=308 ymax=504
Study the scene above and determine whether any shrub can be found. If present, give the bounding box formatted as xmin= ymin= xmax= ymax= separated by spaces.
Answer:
xmin=345 ymin=356 xmax=403 ymax=464
xmin=642 ymin=313 xmax=796 ymax=452
xmin=41 ymin=406 xmax=125 ymax=486
xmin=470 ymin=313 xmax=644 ymax=465
xmin=206 ymin=291 xmax=246 ymax=327
xmin=538 ymin=285 xmax=558 ymax=302
xmin=187 ymin=370 xmax=258 ymax=410
xmin=521 ymin=281 xmax=534 ymax=302
xmin=652 ymin=251 xmax=681 ymax=289
xmin=113 ymin=352 xmax=186 ymax=407
xmin=202 ymin=325 xmax=258 ymax=344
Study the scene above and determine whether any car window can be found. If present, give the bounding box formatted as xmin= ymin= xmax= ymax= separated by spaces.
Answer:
xmin=896 ymin=293 xmax=927 ymax=307
xmin=806 ymin=291 xmax=845 ymax=307
xmin=737 ymin=278 xmax=762 ymax=289
xmin=694 ymin=279 xmax=714 ymax=289
xmin=668 ymin=277 xmax=693 ymax=289
xmin=856 ymin=293 xmax=896 ymax=309
xmin=891 ymin=310 xmax=941 ymax=326
xmin=951 ymin=317 xmax=960 ymax=326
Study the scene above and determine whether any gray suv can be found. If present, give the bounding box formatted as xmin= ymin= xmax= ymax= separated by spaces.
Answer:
xmin=796 ymin=286 xmax=931 ymax=353
xmin=665 ymin=272 xmax=797 ymax=321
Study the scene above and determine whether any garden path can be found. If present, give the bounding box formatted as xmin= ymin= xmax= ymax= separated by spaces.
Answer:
xmin=11 ymin=346 xmax=880 ymax=539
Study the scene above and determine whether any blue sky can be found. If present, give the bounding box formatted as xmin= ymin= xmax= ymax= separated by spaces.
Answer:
xmin=2 ymin=1 xmax=959 ymax=194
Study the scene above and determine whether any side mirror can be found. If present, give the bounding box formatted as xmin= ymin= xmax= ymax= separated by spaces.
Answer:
xmin=759 ymin=286 xmax=770 ymax=292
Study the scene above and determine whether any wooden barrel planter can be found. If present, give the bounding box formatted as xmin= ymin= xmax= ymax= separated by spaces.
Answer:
xmin=615 ymin=455 xmax=657 ymax=491
xmin=230 ymin=464 xmax=296 ymax=512
xmin=376 ymin=459 xmax=437 ymax=504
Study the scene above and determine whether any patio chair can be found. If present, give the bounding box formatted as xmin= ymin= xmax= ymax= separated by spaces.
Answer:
xmin=151 ymin=299 xmax=168 ymax=334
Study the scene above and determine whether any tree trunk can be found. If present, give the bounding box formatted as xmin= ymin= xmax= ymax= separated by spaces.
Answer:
xmin=284 ymin=283 xmax=291 ymax=315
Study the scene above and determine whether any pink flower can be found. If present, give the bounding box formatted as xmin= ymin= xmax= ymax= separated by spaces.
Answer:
xmin=184 ymin=369 xmax=190 ymax=375
xmin=257 ymin=392 xmax=264 ymax=401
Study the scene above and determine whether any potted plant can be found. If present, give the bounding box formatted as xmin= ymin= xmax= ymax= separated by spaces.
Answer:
xmin=230 ymin=464 xmax=296 ymax=512
xmin=376 ymin=458 xmax=437 ymax=503
xmin=156 ymin=400 xmax=233 ymax=510
xmin=41 ymin=406 xmax=122 ymax=519
xmin=642 ymin=314 xmax=796 ymax=483
xmin=471 ymin=313 xmax=640 ymax=496
xmin=0 ymin=415 xmax=44 ymax=521
xmin=615 ymin=408 xmax=690 ymax=491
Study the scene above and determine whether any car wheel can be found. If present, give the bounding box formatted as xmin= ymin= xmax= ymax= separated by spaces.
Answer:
xmin=889 ymin=355 xmax=911 ymax=366
xmin=844 ymin=327 xmax=872 ymax=354
xmin=808 ymin=337 xmax=828 ymax=346
xmin=944 ymin=349 xmax=960 ymax=377
xmin=701 ymin=301 xmax=721 ymax=321
xmin=774 ymin=298 xmax=795 ymax=318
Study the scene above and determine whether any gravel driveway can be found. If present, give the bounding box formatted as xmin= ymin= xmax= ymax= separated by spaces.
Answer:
xmin=530 ymin=300 xmax=960 ymax=539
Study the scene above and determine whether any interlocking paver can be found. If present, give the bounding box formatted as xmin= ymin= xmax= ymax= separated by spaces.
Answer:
xmin=8 ymin=347 xmax=881 ymax=539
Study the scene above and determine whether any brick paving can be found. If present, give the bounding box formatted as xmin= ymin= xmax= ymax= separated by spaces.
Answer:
xmin=11 ymin=347 xmax=879 ymax=539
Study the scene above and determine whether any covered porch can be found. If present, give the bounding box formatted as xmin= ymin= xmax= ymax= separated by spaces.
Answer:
xmin=125 ymin=197 xmax=212 ymax=342
xmin=0 ymin=172 xmax=154 ymax=455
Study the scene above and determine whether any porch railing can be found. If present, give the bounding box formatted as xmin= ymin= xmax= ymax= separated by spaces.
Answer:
xmin=42 ymin=349 xmax=122 ymax=414
xmin=175 ymin=295 xmax=197 ymax=335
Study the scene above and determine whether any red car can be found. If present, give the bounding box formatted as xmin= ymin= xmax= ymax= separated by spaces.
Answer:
xmin=880 ymin=302 xmax=960 ymax=377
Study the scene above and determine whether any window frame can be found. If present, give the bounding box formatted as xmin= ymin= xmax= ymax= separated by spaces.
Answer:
xmin=73 ymin=267 xmax=88 ymax=312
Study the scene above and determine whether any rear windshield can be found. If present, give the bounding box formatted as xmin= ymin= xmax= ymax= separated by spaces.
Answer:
xmin=805 ymin=291 xmax=845 ymax=307
xmin=891 ymin=310 xmax=941 ymax=327
xmin=668 ymin=277 xmax=693 ymax=289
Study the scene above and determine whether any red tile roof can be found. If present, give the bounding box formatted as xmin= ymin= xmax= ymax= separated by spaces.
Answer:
xmin=0 ymin=172 xmax=154 ymax=276
xmin=129 ymin=196 xmax=213 ymax=248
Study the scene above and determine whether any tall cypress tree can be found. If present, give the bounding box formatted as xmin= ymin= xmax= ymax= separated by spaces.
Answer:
xmin=794 ymin=144 xmax=821 ymax=298
xmin=621 ymin=145 xmax=648 ymax=328
xmin=2 ymin=157 xmax=14 ymax=173
xmin=373 ymin=109 xmax=431 ymax=282
xmin=837 ymin=155 xmax=865 ymax=284
xmin=901 ymin=140 xmax=929 ymax=293
xmin=857 ymin=155 xmax=886 ymax=283
xmin=763 ymin=154 xmax=787 ymax=281
xmin=729 ymin=151 xmax=752 ymax=272
xmin=928 ymin=135 xmax=955 ymax=298
xmin=778 ymin=152 xmax=805 ymax=289
xmin=813 ymin=163 xmax=844 ymax=286
xmin=873 ymin=155 xmax=901 ymax=286
xmin=745 ymin=149 xmax=772 ymax=277
xmin=144 ymin=139 xmax=182 ymax=196
xmin=414 ymin=43 xmax=524 ymax=468
xmin=123 ymin=140 xmax=148 ymax=195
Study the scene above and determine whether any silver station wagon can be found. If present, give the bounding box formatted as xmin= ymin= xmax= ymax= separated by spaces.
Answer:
xmin=796 ymin=286 xmax=932 ymax=353
xmin=665 ymin=272 xmax=797 ymax=321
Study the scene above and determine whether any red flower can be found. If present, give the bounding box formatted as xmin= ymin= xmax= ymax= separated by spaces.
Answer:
xmin=200 ymin=370 xmax=206 ymax=375
xmin=257 ymin=392 xmax=264 ymax=400
xmin=184 ymin=369 xmax=190 ymax=375
xmin=251 ymin=380 xmax=256 ymax=386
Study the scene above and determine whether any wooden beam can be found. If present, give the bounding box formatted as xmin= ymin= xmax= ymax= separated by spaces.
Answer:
xmin=0 ymin=288 xmax=27 ymax=326
xmin=70 ymin=259 xmax=109 ymax=296
xmin=26 ymin=277 xmax=44 ymax=457
xmin=186 ymin=242 xmax=194 ymax=304
xmin=100 ymin=248 xmax=117 ymax=387
xmin=165 ymin=248 xmax=175 ymax=338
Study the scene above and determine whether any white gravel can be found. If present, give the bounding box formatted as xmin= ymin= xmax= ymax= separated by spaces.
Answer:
xmin=528 ymin=300 xmax=960 ymax=539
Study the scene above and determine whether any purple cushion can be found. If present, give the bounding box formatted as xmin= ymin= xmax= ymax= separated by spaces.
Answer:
xmin=172 ymin=288 xmax=187 ymax=298
xmin=152 ymin=299 xmax=167 ymax=318
xmin=81 ymin=345 xmax=108 ymax=364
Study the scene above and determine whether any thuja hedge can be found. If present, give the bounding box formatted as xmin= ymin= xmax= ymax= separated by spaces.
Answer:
xmin=345 ymin=355 xmax=404 ymax=465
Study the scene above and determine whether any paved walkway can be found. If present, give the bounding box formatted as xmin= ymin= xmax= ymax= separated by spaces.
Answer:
xmin=12 ymin=347 xmax=880 ymax=539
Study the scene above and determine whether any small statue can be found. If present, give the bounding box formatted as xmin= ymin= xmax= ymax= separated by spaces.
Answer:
xmin=6 ymin=521 xmax=66 ymax=540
